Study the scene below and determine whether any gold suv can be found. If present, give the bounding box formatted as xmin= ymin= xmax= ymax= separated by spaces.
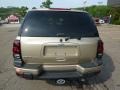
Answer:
xmin=13 ymin=8 xmax=104 ymax=79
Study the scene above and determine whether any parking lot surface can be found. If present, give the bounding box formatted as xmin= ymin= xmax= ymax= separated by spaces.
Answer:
xmin=0 ymin=24 xmax=120 ymax=90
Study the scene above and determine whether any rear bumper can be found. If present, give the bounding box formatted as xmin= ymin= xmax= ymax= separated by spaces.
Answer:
xmin=15 ymin=64 xmax=102 ymax=79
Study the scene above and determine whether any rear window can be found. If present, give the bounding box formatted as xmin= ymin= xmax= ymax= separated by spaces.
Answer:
xmin=19 ymin=11 xmax=99 ymax=37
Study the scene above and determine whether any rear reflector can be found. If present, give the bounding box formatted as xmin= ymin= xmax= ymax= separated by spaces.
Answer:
xmin=16 ymin=68 xmax=33 ymax=79
xmin=16 ymin=68 xmax=23 ymax=75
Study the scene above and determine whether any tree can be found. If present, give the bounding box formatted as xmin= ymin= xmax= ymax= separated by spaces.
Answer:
xmin=0 ymin=7 xmax=20 ymax=19
xmin=110 ymin=7 xmax=120 ymax=25
xmin=85 ymin=5 xmax=111 ymax=18
xmin=40 ymin=0 xmax=53 ymax=8
xmin=19 ymin=6 xmax=28 ymax=17
xmin=32 ymin=7 xmax=37 ymax=9
xmin=75 ymin=5 xmax=120 ymax=25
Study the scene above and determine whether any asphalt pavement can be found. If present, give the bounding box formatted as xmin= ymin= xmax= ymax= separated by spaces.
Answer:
xmin=0 ymin=24 xmax=120 ymax=90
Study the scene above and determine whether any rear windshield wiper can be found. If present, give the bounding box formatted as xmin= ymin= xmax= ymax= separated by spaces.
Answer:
xmin=56 ymin=33 xmax=81 ymax=41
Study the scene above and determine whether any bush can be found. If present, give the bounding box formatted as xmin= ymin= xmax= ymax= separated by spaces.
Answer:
xmin=110 ymin=7 xmax=120 ymax=25
xmin=113 ymin=20 xmax=120 ymax=25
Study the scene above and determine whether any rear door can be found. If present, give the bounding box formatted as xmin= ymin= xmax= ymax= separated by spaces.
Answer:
xmin=19 ymin=10 xmax=99 ymax=65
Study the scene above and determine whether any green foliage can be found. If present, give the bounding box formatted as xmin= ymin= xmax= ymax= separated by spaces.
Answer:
xmin=0 ymin=6 xmax=28 ymax=19
xmin=40 ymin=0 xmax=53 ymax=8
xmin=85 ymin=5 xmax=111 ymax=18
xmin=19 ymin=6 xmax=28 ymax=17
xmin=113 ymin=20 xmax=120 ymax=25
xmin=0 ymin=7 xmax=18 ymax=19
xmin=110 ymin=7 xmax=120 ymax=25
xmin=75 ymin=5 xmax=120 ymax=25
xmin=32 ymin=7 xmax=37 ymax=9
xmin=75 ymin=5 xmax=111 ymax=18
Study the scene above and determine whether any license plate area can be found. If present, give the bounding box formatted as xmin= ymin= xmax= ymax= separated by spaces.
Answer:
xmin=43 ymin=46 xmax=79 ymax=57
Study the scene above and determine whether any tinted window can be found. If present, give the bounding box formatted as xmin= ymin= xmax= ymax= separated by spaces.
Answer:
xmin=19 ymin=11 xmax=99 ymax=37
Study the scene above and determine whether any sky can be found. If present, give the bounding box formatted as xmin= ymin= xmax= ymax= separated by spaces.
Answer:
xmin=0 ymin=0 xmax=108 ymax=9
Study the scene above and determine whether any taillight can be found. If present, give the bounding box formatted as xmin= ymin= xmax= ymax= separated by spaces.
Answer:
xmin=13 ymin=40 xmax=21 ymax=54
xmin=13 ymin=40 xmax=24 ymax=67
xmin=97 ymin=40 xmax=104 ymax=58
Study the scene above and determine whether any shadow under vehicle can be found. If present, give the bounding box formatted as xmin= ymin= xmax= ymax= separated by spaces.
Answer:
xmin=46 ymin=53 xmax=114 ymax=86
